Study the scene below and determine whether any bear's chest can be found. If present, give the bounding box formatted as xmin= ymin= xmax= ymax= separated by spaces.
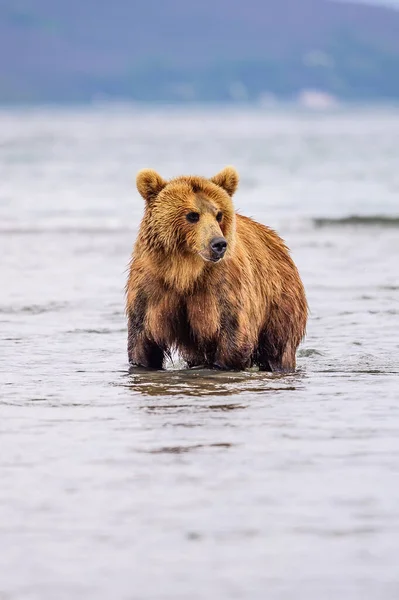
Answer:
xmin=146 ymin=288 xmax=221 ymax=345
xmin=183 ymin=293 xmax=220 ymax=341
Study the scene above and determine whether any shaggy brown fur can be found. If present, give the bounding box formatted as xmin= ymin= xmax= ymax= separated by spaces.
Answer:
xmin=126 ymin=167 xmax=308 ymax=371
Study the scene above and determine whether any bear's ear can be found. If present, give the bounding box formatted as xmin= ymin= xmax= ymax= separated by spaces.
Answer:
xmin=136 ymin=169 xmax=167 ymax=203
xmin=210 ymin=166 xmax=239 ymax=197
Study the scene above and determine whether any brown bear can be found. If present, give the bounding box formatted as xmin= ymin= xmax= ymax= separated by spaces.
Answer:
xmin=126 ymin=167 xmax=307 ymax=371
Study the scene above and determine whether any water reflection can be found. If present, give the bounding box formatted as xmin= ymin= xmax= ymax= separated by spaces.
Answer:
xmin=122 ymin=366 xmax=302 ymax=398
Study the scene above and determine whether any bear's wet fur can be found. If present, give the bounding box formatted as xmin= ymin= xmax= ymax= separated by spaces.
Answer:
xmin=126 ymin=167 xmax=308 ymax=371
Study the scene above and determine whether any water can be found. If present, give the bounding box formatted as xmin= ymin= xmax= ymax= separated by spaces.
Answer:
xmin=1 ymin=106 xmax=399 ymax=600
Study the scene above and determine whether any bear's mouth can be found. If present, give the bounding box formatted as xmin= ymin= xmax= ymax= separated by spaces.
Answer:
xmin=198 ymin=252 xmax=223 ymax=263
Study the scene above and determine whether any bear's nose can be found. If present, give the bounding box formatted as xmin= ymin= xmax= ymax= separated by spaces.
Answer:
xmin=210 ymin=236 xmax=227 ymax=259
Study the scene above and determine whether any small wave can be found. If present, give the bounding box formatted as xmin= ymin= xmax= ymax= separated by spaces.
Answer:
xmin=298 ymin=348 xmax=323 ymax=358
xmin=0 ymin=302 xmax=68 ymax=315
xmin=313 ymin=215 xmax=399 ymax=228
xmin=0 ymin=224 xmax=135 ymax=235
xmin=143 ymin=442 xmax=233 ymax=454
xmin=67 ymin=328 xmax=126 ymax=334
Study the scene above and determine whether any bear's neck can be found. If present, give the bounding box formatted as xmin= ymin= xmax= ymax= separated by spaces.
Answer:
xmin=150 ymin=251 xmax=210 ymax=293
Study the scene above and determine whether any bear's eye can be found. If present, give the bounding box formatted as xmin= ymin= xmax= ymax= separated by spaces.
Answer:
xmin=186 ymin=212 xmax=200 ymax=223
xmin=216 ymin=211 xmax=223 ymax=222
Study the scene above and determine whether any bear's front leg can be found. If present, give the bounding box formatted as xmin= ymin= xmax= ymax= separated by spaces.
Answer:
xmin=265 ymin=344 xmax=296 ymax=373
xmin=128 ymin=317 xmax=165 ymax=369
xmin=212 ymin=310 xmax=253 ymax=371
xmin=213 ymin=340 xmax=253 ymax=371
xmin=255 ymin=330 xmax=297 ymax=373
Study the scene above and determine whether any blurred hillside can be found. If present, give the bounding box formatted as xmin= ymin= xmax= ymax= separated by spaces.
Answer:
xmin=1 ymin=0 xmax=399 ymax=103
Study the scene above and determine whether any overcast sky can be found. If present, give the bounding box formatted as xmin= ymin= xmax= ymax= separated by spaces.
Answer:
xmin=363 ymin=0 xmax=399 ymax=4
xmin=335 ymin=0 xmax=399 ymax=7
xmin=350 ymin=0 xmax=399 ymax=5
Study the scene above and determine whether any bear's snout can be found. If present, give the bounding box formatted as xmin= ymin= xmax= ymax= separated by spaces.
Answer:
xmin=210 ymin=237 xmax=227 ymax=261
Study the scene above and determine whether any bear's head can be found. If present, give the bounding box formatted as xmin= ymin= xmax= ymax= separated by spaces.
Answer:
xmin=136 ymin=167 xmax=239 ymax=264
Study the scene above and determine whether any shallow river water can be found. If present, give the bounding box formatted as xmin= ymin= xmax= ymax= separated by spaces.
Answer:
xmin=1 ymin=106 xmax=399 ymax=600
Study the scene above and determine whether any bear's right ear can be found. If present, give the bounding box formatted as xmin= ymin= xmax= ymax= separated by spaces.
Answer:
xmin=136 ymin=169 xmax=167 ymax=203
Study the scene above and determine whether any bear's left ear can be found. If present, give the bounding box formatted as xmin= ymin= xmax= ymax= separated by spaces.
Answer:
xmin=136 ymin=169 xmax=167 ymax=203
xmin=210 ymin=166 xmax=239 ymax=197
